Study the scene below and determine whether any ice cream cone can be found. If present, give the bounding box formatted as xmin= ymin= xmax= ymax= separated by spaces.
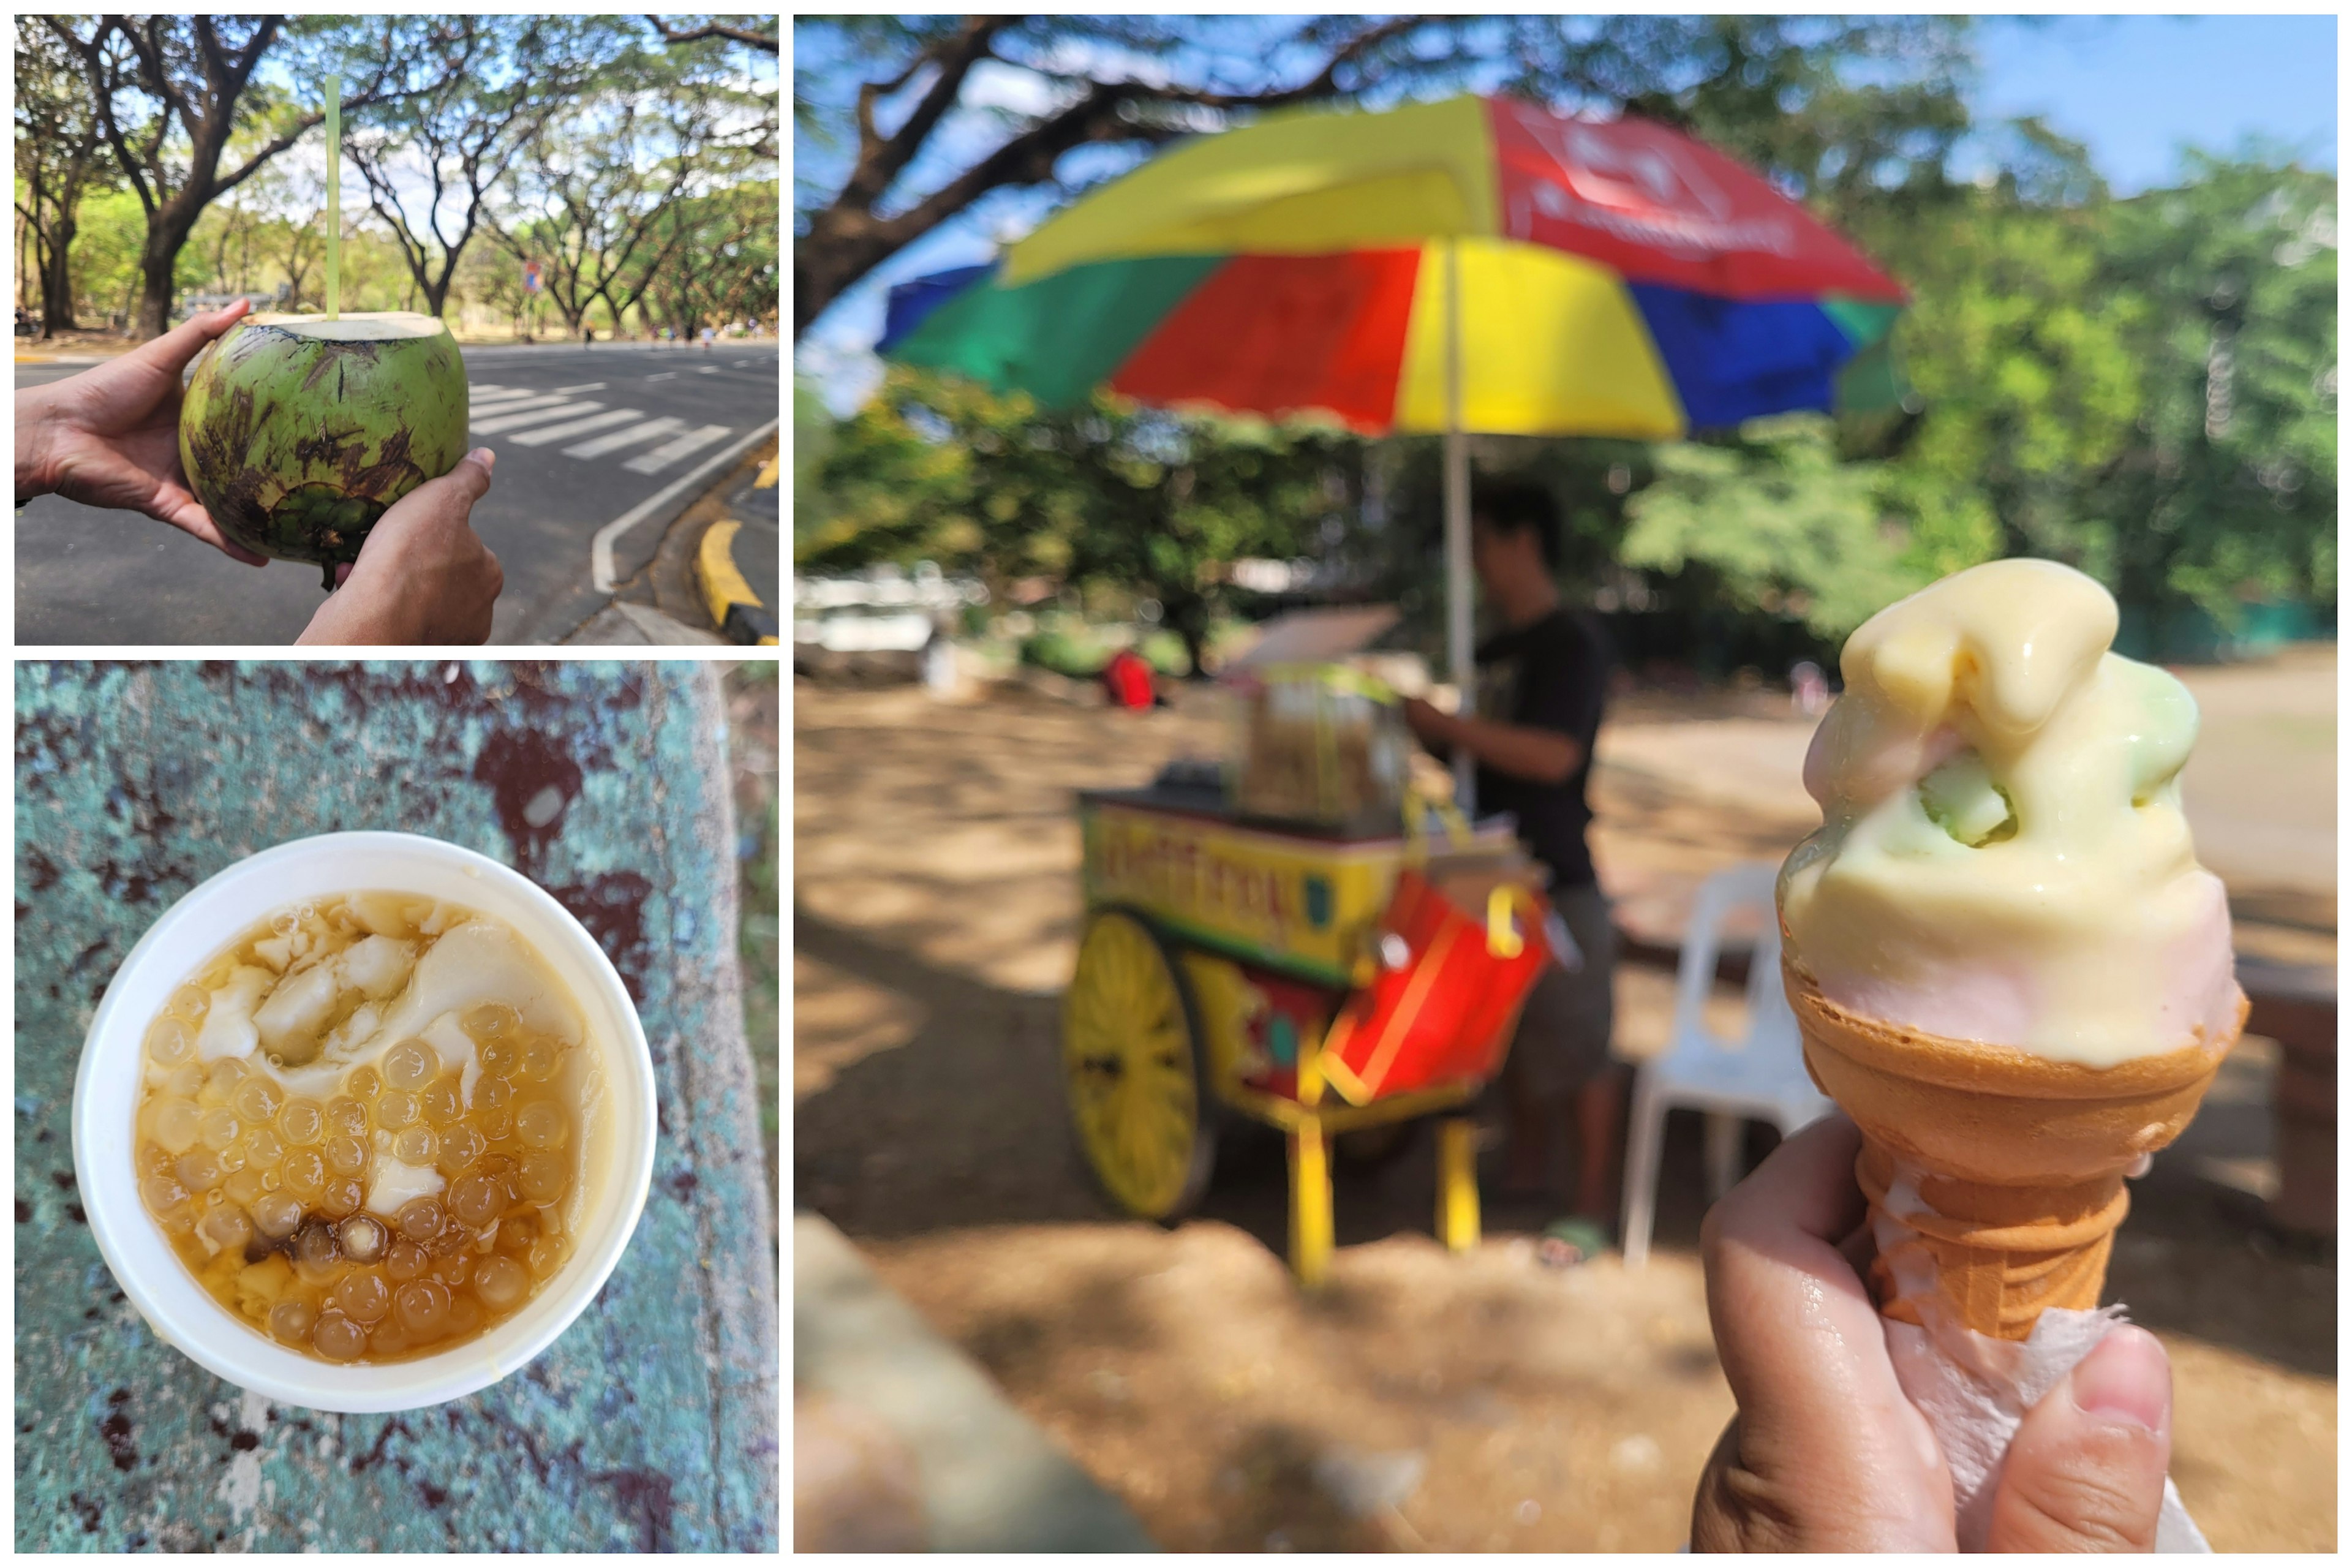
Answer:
xmin=1784 ymin=956 xmax=2245 ymax=1340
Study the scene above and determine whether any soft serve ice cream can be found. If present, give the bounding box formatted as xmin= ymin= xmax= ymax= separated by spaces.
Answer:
xmin=1777 ymin=558 xmax=2239 ymax=1066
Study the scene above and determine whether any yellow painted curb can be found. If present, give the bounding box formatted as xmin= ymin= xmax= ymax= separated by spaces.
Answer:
xmin=753 ymin=455 xmax=781 ymax=489
xmin=696 ymin=519 xmax=778 ymax=646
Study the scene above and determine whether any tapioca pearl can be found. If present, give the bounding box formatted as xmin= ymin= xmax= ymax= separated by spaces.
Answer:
xmin=204 ymin=1059 xmax=246 ymax=1103
xmin=243 ymin=1127 xmax=285 ymax=1169
xmin=199 ymin=1109 xmax=241 ymax=1153
xmin=394 ymin=1279 xmax=453 ymax=1338
xmin=345 ymin=1066 xmax=383 ymax=1103
xmin=231 ymin=1078 xmax=283 ymax=1126
xmin=473 ymin=1254 xmax=529 ymax=1310
xmin=396 ymin=1197 xmax=445 ymax=1244
xmin=420 ymin=1079 xmax=462 ymax=1126
xmin=518 ymin=1153 xmax=568 ymax=1205
xmin=198 ymin=1205 xmax=254 ymax=1253
xmin=379 ymin=1091 xmax=421 ymax=1131
xmin=437 ymin=1125 xmax=486 ymax=1176
xmin=324 ymin=1135 xmax=368 ymax=1178
xmin=339 ymin=1214 xmax=387 ymax=1264
xmin=333 ymin=1271 xmax=391 ymax=1324
xmin=223 ymin=1168 xmax=267 ymax=1208
xmin=170 ymin=984 xmax=209 ymax=1021
xmin=139 ymin=1174 xmax=191 ymax=1216
xmin=526 ymin=1237 xmax=566 ymax=1280
xmin=163 ymin=1061 xmax=207 ymax=1101
xmin=176 ymin=1150 xmax=223 ymax=1192
xmin=448 ymin=1174 xmax=505 ymax=1228
xmin=152 ymin=1099 xmax=203 ymax=1155
xmin=294 ymin=1221 xmax=340 ymax=1273
xmin=473 ymin=1076 xmax=513 ymax=1115
xmin=312 ymin=1312 xmax=367 ymax=1362
xmin=463 ymin=1002 xmax=521 ymax=1045
xmin=326 ymin=1097 xmax=368 ymax=1139
xmin=514 ymin=1101 xmax=566 ymax=1149
xmin=216 ymin=1142 xmax=249 ymax=1175
xmin=393 ymin=1126 xmax=439 ymax=1167
xmin=497 ymin=1215 xmax=539 ymax=1255
xmin=386 ymin=1240 xmax=429 ymax=1283
xmin=318 ymin=1178 xmax=364 ymax=1220
xmin=383 ymin=1039 xmax=438 ymax=1091
xmin=146 ymin=1016 xmax=194 ymax=1066
xmin=279 ymin=1099 xmax=325 ymax=1145
xmin=448 ymin=1294 xmax=484 ymax=1338
xmin=282 ymin=1148 xmax=328 ymax=1203
xmin=480 ymin=1040 xmax=520 ymax=1078
xmin=477 ymin=1109 xmax=514 ymax=1143
xmin=251 ymin=1190 xmax=303 ymax=1240
xmin=268 ymin=1300 xmax=316 ymax=1346
xmin=518 ymin=1039 xmax=557 ymax=1081
xmin=138 ymin=1141 xmax=173 ymax=1179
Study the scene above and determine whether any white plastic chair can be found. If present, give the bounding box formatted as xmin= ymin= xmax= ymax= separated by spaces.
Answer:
xmin=1622 ymin=862 xmax=1835 ymax=1269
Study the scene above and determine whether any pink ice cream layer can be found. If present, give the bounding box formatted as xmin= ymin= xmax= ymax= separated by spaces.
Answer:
xmin=1809 ymin=870 xmax=2243 ymax=1057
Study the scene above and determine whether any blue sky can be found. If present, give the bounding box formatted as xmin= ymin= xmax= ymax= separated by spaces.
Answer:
xmin=797 ymin=15 xmax=2339 ymax=410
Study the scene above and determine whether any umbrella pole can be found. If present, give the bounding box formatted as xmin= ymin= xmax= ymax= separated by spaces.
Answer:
xmin=1442 ymin=239 xmax=1475 ymax=815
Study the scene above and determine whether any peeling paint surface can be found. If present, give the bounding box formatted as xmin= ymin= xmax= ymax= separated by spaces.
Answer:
xmin=15 ymin=662 xmax=779 ymax=1551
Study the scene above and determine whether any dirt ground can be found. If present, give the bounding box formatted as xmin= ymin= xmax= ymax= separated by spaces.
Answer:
xmin=793 ymin=668 xmax=2337 ymax=1552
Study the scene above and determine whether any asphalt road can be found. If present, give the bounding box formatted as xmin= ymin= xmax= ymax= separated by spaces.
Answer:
xmin=13 ymin=338 xmax=781 ymax=645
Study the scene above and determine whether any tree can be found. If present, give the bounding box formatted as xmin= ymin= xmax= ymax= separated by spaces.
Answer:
xmin=15 ymin=18 xmax=118 ymax=333
xmin=343 ymin=15 xmax=609 ymax=319
xmin=646 ymin=14 xmax=778 ymax=56
xmin=805 ymin=366 xmax=1347 ymax=674
xmin=647 ymin=181 xmax=780 ymax=338
xmin=41 ymin=14 xmax=432 ymax=337
xmin=792 ymin=15 xmax=1973 ymax=336
xmin=489 ymin=36 xmax=774 ymax=334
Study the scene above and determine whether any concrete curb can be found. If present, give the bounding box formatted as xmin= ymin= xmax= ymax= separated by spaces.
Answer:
xmin=794 ymin=1214 xmax=1159 ymax=1551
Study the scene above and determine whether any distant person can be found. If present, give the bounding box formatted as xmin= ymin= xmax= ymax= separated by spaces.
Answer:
xmin=1101 ymin=647 xmax=1165 ymax=712
xmin=13 ymin=296 xmax=503 ymax=644
xmin=1790 ymin=658 xmax=1830 ymax=717
xmin=699 ymin=325 xmax=716 ymax=351
xmin=582 ymin=323 xmax=594 ymax=347
xmin=1401 ymin=478 xmax=1619 ymax=1264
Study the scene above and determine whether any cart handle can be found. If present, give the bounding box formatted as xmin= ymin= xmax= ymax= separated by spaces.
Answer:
xmin=1402 ymin=787 xmax=1474 ymax=864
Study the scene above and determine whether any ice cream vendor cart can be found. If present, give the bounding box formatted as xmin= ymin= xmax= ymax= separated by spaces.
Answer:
xmin=1061 ymin=766 xmax=1553 ymax=1287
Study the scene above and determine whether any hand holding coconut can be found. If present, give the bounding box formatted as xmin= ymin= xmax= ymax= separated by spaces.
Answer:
xmin=295 ymin=448 xmax=502 ymax=645
xmin=13 ymin=299 xmax=268 ymax=566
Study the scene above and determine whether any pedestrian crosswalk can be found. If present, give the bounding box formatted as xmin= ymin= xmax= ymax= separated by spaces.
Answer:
xmin=468 ymin=383 xmax=745 ymax=474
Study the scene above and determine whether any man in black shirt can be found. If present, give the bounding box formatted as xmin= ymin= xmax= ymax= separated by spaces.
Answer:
xmin=1403 ymin=480 xmax=1620 ymax=1259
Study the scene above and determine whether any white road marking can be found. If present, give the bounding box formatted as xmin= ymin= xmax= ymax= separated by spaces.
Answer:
xmin=468 ymin=388 xmax=544 ymax=409
xmin=468 ymin=393 xmax=579 ymax=424
xmin=590 ymin=419 xmax=778 ymax=591
xmin=472 ymin=400 xmax=602 ymax=434
xmin=549 ymin=382 xmax=608 ymax=394
xmin=732 ymin=359 xmax=753 ymax=368
xmin=562 ymin=416 xmax=684 ymax=459
xmin=622 ymin=423 xmax=731 ymax=473
xmin=506 ymin=408 xmax=644 ymax=447
xmin=695 ymin=365 xmax=719 ymax=374
xmin=645 ymin=371 xmax=679 ymax=382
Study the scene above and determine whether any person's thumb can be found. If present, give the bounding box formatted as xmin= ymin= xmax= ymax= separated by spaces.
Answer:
xmin=1986 ymin=1325 xmax=2172 ymax=1552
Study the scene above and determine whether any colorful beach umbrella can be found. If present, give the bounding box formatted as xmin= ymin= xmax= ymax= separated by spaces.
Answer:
xmin=879 ymin=94 xmax=1908 ymax=802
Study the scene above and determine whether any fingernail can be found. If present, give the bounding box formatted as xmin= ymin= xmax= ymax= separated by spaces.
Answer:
xmin=2071 ymin=1327 xmax=2169 ymax=1434
xmin=473 ymin=447 xmax=496 ymax=473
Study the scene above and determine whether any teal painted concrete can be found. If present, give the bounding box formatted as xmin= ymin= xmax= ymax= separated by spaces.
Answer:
xmin=15 ymin=661 xmax=778 ymax=1551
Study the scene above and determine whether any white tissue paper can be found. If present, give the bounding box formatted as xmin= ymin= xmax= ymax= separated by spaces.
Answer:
xmin=1873 ymin=1190 xmax=2207 ymax=1552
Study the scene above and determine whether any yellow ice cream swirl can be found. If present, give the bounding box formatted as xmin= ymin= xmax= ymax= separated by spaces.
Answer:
xmin=1778 ymin=559 xmax=2239 ymax=1066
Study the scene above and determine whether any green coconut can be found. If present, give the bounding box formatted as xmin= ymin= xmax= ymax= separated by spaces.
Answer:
xmin=178 ymin=311 xmax=469 ymax=589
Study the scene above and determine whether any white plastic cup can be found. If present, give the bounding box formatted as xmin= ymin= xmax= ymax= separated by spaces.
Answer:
xmin=74 ymin=831 xmax=657 ymax=1412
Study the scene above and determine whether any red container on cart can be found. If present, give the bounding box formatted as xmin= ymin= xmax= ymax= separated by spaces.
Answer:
xmin=1317 ymin=868 xmax=1553 ymax=1106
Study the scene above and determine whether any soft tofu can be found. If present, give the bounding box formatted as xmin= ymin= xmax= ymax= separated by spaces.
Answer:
xmin=252 ymin=960 xmax=340 ymax=1061
xmin=365 ymin=1157 xmax=446 ymax=1217
xmin=195 ymin=965 xmax=274 ymax=1061
xmin=341 ymin=935 xmax=417 ymax=1000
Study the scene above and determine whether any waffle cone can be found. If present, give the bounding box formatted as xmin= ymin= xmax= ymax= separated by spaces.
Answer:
xmin=1784 ymin=957 xmax=2245 ymax=1340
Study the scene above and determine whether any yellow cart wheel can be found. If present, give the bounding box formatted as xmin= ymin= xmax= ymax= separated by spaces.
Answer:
xmin=1063 ymin=908 xmax=1216 ymax=1222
